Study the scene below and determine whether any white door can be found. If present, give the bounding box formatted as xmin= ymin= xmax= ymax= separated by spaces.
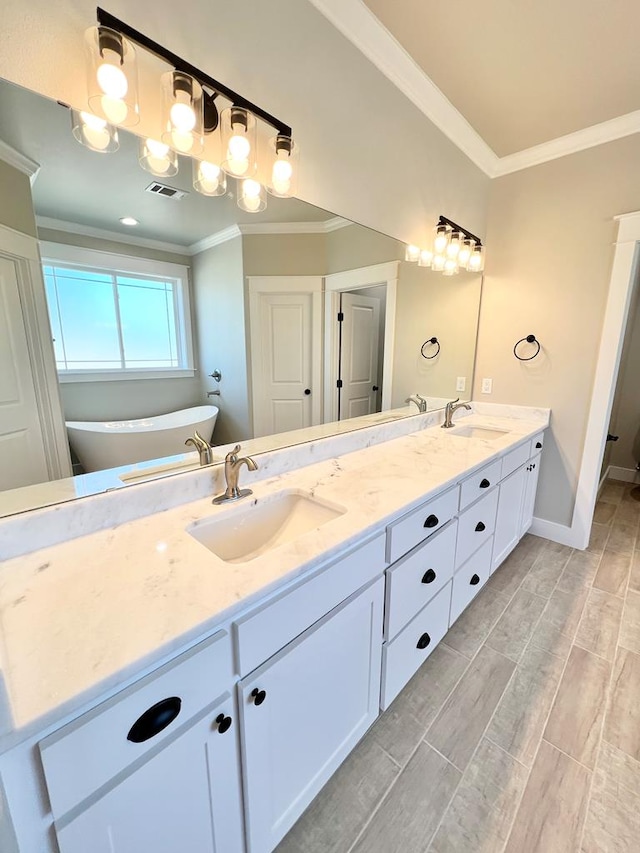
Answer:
xmin=492 ymin=464 xmax=528 ymax=572
xmin=249 ymin=277 xmax=322 ymax=438
xmin=238 ymin=578 xmax=384 ymax=853
xmin=54 ymin=697 xmax=245 ymax=853
xmin=339 ymin=292 xmax=380 ymax=420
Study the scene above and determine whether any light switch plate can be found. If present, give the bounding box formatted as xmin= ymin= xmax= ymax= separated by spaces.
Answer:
xmin=456 ymin=377 xmax=466 ymax=392
xmin=481 ymin=378 xmax=493 ymax=394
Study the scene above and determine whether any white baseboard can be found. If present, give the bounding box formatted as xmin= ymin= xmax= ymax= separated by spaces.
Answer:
xmin=608 ymin=465 xmax=640 ymax=484
xmin=529 ymin=516 xmax=584 ymax=549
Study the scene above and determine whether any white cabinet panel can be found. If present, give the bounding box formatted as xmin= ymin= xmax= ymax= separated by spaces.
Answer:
xmin=492 ymin=464 xmax=528 ymax=572
xmin=520 ymin=454 xmax=541 ymax=537
xmin=238 ymin=578 xmax=383 ymax=853
xmin=450 ymin=538 xmax=493 ymax=624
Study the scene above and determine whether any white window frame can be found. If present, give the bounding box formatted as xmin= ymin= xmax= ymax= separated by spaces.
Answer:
xmin=40 ymin=242 xmax=195 ymax=382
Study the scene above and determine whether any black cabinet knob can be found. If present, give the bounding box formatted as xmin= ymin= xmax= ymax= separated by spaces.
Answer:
xmin=470 ymin=574 xmax=480 ymax=585
xmin=535 ymin=441 xmax=542 ymax=449
xmin=532 ymin=463 xmax=536 ymax=469
xmin=416 ymin=632 xmax=431 ymax=650
xmin=304 ymin=389 xmax=311 ymax=395
xmin=423 ymin=514 xmax=439 ymax=529
xmin=216 ymin=713 xmax=232 ymax=734
xmin=479 ymin=478 xmax=490 ymax=488
xmin=475 ymin=521 xmax=486 ymax=532
xmin=127 ymin=697 xmax=182 ymax=743
xmin=421 ymin=569 xmax=437 ymax=584
xmin=251 ymin=688 xmax=267 ymax=706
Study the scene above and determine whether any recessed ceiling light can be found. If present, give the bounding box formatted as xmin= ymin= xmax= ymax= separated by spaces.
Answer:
xmin=119 ymin=216 xmax=139 ymax=226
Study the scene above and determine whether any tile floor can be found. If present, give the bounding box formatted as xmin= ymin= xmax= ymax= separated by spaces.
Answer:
xmin=276 ymin=479 xmax=640 ymax=853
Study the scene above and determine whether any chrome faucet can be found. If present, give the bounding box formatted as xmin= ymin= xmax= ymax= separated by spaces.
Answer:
xmin=405 ymin=394 xmax=428 ymax=413
xmin=442 ymin=398 xmax=472 ymax=428
xmin=213 ymin=444 xmax=258 ymax=504
xmin=185 ymin=430 xmax=213 ymax=465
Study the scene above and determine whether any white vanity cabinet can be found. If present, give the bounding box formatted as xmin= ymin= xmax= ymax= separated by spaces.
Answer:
xmin=237 ymin=578 xmax=384 ymax=853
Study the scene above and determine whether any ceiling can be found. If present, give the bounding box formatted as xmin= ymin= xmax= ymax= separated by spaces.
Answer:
xmin=361 ymin=0 xmax=640 ymax=157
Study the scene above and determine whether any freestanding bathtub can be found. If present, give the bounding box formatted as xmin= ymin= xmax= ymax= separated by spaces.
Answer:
xmin=66 ymin=405 xmax=219 ymax=473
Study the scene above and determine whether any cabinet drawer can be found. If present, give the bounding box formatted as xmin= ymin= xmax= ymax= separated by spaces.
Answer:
xmin=234 ymin=533 xmax=385 ymax=676
xmin=386 ymin=486 xmax=458 ymax=564
xmin=450 ymin=538 xmax=493 ymax=624
xmin=381 ymin=582 xmax=451 ymax=709
xmin=385 ymin=520 xmax=457 ymax=640
xmin=501 ymin=442 xmax=531 ymax=479
xmin=459 ymin=459 xmax=502 ymax=510
xmin=39 ymin=631 xmax=233 ymax=820
xmin=456 ymin=488 xmax=499 ymax=568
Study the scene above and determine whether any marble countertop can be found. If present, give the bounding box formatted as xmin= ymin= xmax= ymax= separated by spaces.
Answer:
xmin=0 ymin=407 xmax=548 ymax=749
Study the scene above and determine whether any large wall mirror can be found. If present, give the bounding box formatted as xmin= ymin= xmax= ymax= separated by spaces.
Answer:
xmin=0 ymin=77 xmax=483 ymax=517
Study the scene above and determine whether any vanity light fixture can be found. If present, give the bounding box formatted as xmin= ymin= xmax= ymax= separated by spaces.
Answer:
xmin=405 ymin=245 xmax=420 ymax=263
xmin=139 ymin=138 xmax=179 ymax=177
xmin=418 ymin=249 xmax=433 ymax=267
xmin=267 ymin=134 xmax=300 ymax=198
xmin=221 ymin=107 xmax=257 ymax=178
xmin=193 ymin=159 xmax=227 ymax=196
xmin=70 ymin=108 xmax=119 ymax=152
xmin=84 ymin=25 xmax=139 ymax=126
xmin=161 ymin=71 xmax=204 ymax=155
xmin=404 ymin=216 xmax=485 ymax=277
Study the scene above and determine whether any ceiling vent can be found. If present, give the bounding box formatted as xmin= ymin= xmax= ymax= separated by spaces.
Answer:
xmin=144 ymin=182 xmax=188 ymax=200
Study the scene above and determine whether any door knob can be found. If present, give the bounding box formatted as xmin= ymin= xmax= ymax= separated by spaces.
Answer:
xmin=304 ymin=389 xmax=311 ymax=395
xmin=372 ymin=385 xmax=379 ymax=391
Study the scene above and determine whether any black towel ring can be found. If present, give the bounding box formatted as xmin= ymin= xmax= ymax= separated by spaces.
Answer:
xmin=514 ymin=334 xmax=541 ymax=361
xmin=421 ymin=337 xmax=440 ymax=359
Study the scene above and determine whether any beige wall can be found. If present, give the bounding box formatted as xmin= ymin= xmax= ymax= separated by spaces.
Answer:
xmin=0 ymin=159 xmax=37 ymax=237
xmin=38 ymin=228 xmax=190 ymax=266
xmin=242 ymin=233 xmax=326 ymax=276
xmin=475 ymin=135 xmax=640 ymax=527
xmin=326 ymin=224 xmax=402 ymax=274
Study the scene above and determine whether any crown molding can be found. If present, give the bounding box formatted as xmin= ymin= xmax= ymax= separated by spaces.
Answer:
xmin=188 ymin=224 xmax=242 ymax=255
xmin=237 ymin=218 xmax=350 ymax=235
xmin=35 ymin=216 xmax=191 ymax=256
xmin=323 ymin=216 xmax=352 ymax=232
xmin=0 ymin=138 xmax=41 ymax=184
xmin=494 ymin=110 xmax=640 ymax=177
xmin=307 ymin=0 xmax=499 ymax=176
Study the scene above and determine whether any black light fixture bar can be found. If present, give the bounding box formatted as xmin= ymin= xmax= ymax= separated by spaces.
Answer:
xmin=438 ymin=215 xmax=482 ymax=247
xmin=96 ymin=7 xmax=293 ymax=137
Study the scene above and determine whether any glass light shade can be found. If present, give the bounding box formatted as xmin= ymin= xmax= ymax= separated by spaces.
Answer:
xmin=267 ymin=135 xmax=299 ymax=198
xmin=85 ymin=26 xmax=139 ymax=127
xmin=432 ymin=254 xmax=446 ymax=271
xmin=221 ymin=107 xmax=257 ymax=177
xmin=70 ymin=109 xmax=119 ymax=153
xmin=468 ymin=245 xmax=485 ymax=272
xmin=418 ymin=249 xmax=433 ymax=267
xmin=237 ymin=179 xmax=267 ymax=213
xmin=458 ymin=238 xmax=475 ymax=268
xmin=161 ymin=71 xmax=204 ymax=155
xmin=405 ymin=244 xmax=420 ymax=263
xmin=433 ymin=224 xmax=451 ymax=255
xmin=193 ymin=159 xmax=227 ymax=196
xmin=446 ymin=231 xmax=462 ymax=259
xmin=138 ymin=138 xmax=178 ymax=177
xmin=443 ymin=258 xmax=459 ymax=276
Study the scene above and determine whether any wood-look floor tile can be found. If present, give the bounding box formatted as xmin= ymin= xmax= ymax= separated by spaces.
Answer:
xmin=430 ymin=738 xmax=528 ymax=853
xmin=485 ymin=589 xmax=547 ymax=662
xmin=597 ymin=739 xmax=640 ymax=792
xmin=604 ymin=647 xmax=640 ymax=761
xmin=372 ymin=644 xmax=468 ymax=767
xmin=600 ymin=482 xmax=626 ymax=505
xmin=276 ymin=728 xmax=400 ymax=853
xmin=544 ymin=645 xmax=610 ymax=769
xmin=504 ymin=741 xmax=591 ymax=853
xmin=581 ymin=767 xmax=640 ymax=853
xmin=575 ymin=588 xmax=624 ymax=661
xmin=593 ymin=500 xmax=617 ymax=525
xmin=443 ymin=585 xmax=510 ymax=660
xmin=606 ymin=521 xmax=638 ymax=556
xmin=627 ymin=550 xmax=640 ymax=594
xmin=533 ymin=587 xmax=588 ymax=643
xmin=426 ymin=646 xmax=515 ymax=771
xmin=586 ymin=522 xmax=610 ymax=554
xmin=486 ymin=644 xmax=565 ymax=766
xmin=563 ymin=550 xmax=601 ymax=584
xmin=617 ymin=589 xmax=640 ymax=655
xmin=488 ymin=534 xmax=545 ymax=598
xmin=521 ymin=543 xmax=572 ymax=598
xmin=530 ymin=617 xmax=573 ymax=660
xmin=351 ymin=743 xmax=460 ymax=853
xmin=615 ymin=499 xmax=640 ymax=525
xmin=593 ymin=548 xmax=631 ymax=596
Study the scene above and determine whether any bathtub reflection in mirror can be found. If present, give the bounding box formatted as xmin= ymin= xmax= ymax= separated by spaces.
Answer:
xmin=0 ymin=76 xmax=483 ymax=515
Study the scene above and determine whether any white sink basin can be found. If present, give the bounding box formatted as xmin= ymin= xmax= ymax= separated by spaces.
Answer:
xmin=451 ymin=425 xmax=510 ymax=440
xmin=188 ymin=489 xmax=347 ymax=563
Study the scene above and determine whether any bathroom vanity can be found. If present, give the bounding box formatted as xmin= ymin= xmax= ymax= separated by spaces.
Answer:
xmin=0 ymin=405 xmax=547 ymax=853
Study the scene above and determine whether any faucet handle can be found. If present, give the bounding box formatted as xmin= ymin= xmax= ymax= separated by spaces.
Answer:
xmin=448 ymin=397 xmax=460 ymax=407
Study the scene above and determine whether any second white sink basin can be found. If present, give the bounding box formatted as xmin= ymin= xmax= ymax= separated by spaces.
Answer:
xmin=188 ymin=489 xmax=347 ymax=563
xmin=451 ymin=425 xmax=510 ymax=440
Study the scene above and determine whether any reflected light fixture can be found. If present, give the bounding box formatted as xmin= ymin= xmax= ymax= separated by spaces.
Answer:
xmin=193 ymin=159 xmax=227 ymax=196
xmin=85 ymin=25 xmax=139 ymax=126
xmin=139 ymin=137 xmax=179 ymax=177
xmin=404 ymin=216 xmax=485 ymax=277
xmin=70 ymin=108 xmax=119 ymax=152
xmin=237 ymin=179 xmax=267 ymax=213
xmin=405 ymin=244 xmax=420 ymax=263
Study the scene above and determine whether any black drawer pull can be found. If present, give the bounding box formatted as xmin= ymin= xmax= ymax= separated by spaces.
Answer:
xmin=416 ymin=632 xmax=431 ymax=650
xmin=535 ymin=441 xmax=542 ymax=449
xmin=475 ymin=521 xmax=486 ymax=532
xmin=251 ymin=688 xmax=267 ymax=706
xmin=421 ymin=569 xmax=437 ymax=584
xmin=216 ymin=713 xmax=233 ymax=734
xmin=423 ymin=514 xmax=439 ymax=528
xmin=470 ymin=574 xmax=480 ymax=586
xmin=127 ymin=697 xmax=182 ymax=743
xmin=479 ymin=478 xmax=490 ymax=489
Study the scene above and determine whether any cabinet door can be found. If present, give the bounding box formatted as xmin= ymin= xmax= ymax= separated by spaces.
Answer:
xmin=492 ymin=464 xmax=527 ymax=572
xmin=238 ymin=578 xmax=384 ymax=853
xmin=520 ymin=455 xmax=541 ymax=537
xmin=54 ymin=696 xmax=244 ymax=853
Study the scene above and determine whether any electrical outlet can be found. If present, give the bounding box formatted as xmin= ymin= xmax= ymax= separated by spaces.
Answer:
xmin=456 ymin=377 xmax=466 ymax=392
xmin=481 ymin=378 xmax=493 ymax=394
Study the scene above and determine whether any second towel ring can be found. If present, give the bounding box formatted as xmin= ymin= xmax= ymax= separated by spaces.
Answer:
xmin=514 ymin=334 xmax=541 ymax=361
xmin=421 ymin=337 xmax=440 ymax=359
